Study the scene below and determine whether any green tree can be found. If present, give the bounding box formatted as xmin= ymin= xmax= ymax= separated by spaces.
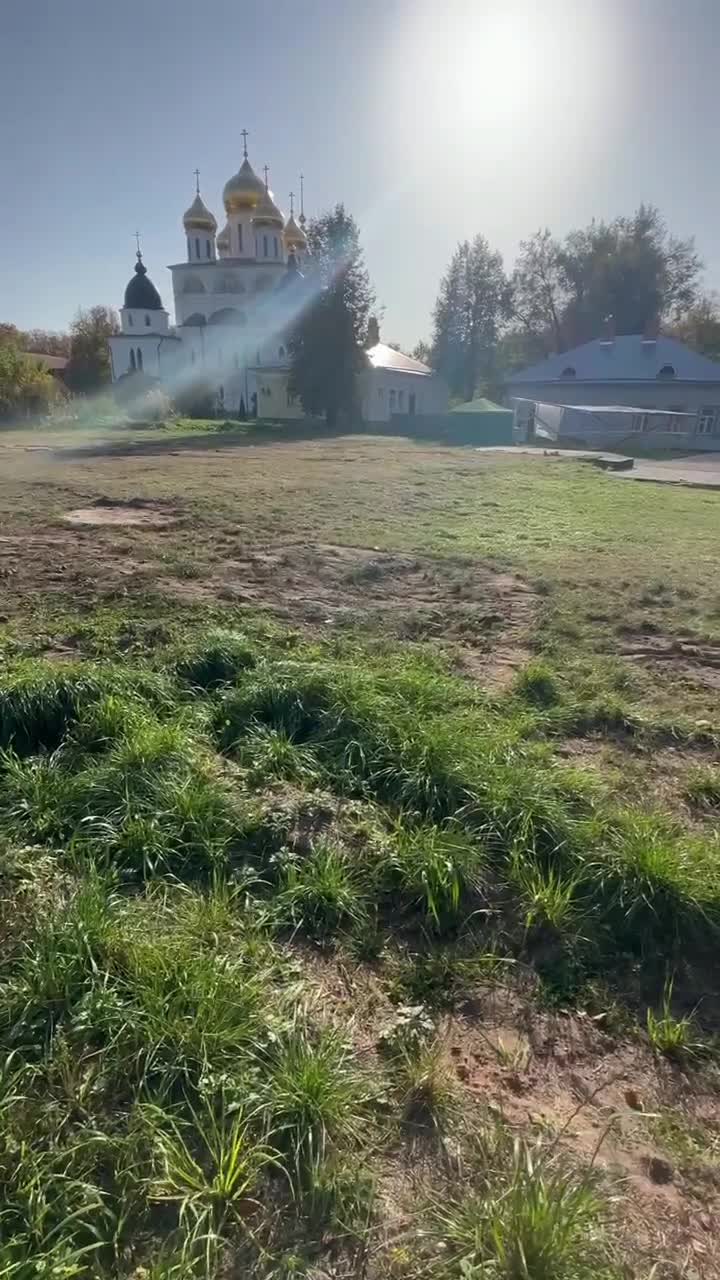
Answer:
xmin=511 ymin=206 xmax=701 ymax=351
xmin=0 ymin=331 xmax=62 ymax=421
xmin=411 ymin=339 xmax=432 ymax=365
xmin=65 ymin=305 xmax=119 ymax=393
xmin=288 ymin=205 xmax=374 ymax=426
xmin=671 ymin=294 xmax=720 ymax=361
xmin=431 ymin=236 xmax=511 ymax=401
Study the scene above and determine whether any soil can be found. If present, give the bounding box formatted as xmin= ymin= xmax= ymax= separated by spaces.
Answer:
xmin=63 ymin=498 xmax=178 ymax=528
xmin=620 ymin=633 xmax=720 ymax=694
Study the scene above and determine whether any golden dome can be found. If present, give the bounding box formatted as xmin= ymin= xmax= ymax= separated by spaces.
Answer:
xmin=223 ymin=158 xmax=266 ymax=212
xmin=253 ymin=186 xmax=284 ymax=227
xmin=183 ymin=192 xmax=217 ymax=232
xmin=283 ymin=213 xmax=307 ymax=249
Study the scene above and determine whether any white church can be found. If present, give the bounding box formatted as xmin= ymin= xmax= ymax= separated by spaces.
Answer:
xmin=108 ymin=140 xmax=447 ymax=422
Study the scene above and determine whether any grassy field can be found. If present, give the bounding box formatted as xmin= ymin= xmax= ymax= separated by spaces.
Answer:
xmin=0 ymin=419 xmax=719 ymax=1278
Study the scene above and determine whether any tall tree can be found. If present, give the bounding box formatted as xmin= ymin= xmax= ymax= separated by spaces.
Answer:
xmin=288 ymin=205 xmax=374 ymax=426
xmin=671 ymin=293 xmax=720 ymax=362
xmin=411 ymin=339 xmax=432 ymax=365
xmin=431 ymin=236 xmax=510 ymax=401
xmin=65 ymin=306 xmax=119 ymax=393
xmin=510 ymin=206 xmax=701 ymax=351
xmin=511 ymin=230 xmax=566 ymax=354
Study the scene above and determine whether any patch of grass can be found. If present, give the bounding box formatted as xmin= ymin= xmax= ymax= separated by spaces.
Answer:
xmin=238 ymin=726 xmax=322 ymax=787
xmin=684 ymin=764 xmax=720 ymax=810
xmin=431 ymin=1136 xmax=614 ymax=1280
xmin=645 ymin=978 xmax=701 ymax=1059
xmin=514 ymin=661 xmax=561 ymax=708
xmin=264 ymin=1015 xmax=372 ymax=1187
xmin=274 ymin=839 xmax=367 ymax=938
xmin=173 ymin=628 xmax=257 ymax=689
xmin=384 ymin=824 xmax=485 ymax=933
xmin=510 ymin=852 xmax=583 ymax=936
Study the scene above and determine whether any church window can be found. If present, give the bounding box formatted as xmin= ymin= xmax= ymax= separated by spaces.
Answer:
xmin=263 ymin=235 xmax=268 ymax=257
xmin=278 ymin=346 xmax=285 ymax=360
xmin=238 ymin=224 xmax=243 ymax=253
xmin=130 ymin=349 xmax=136 ymax=371
xmin=128 ymin=313 xmax=133 ymax=326
xmin=145 ymin=314 xmax=151 ymax=326
xmin=398 ymin=390 xmax=405 ymax=410
xmin=195 ymin=237 xmax=200 ymax=259
xmin=274 ymin=236 xmax=279 ymax=257
xmin=137 ymin=348 xmax=143 ymax=371
xmin=191 ymin=349 xmax=195 ymax=364
xmin=389 ymin=389 xmax=396 ymax=410
xmin=206 ymin=239 xmax=211 ymax=259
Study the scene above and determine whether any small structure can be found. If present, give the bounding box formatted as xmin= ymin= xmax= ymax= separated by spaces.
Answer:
xmin=507 ymin=333 xmax=720 ymax=449
xmin=513 ymin=400 xmax=697 ymax=449
xmin=360 ymin=343 xmax=448 ymax=422
xmin=450 ymin=397 xmax=514 ymax=444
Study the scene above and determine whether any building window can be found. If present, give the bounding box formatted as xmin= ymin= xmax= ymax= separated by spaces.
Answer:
xmin=263 ymin=235 xmax=268 ymax=257
xmin=195 ymin=237 xmax=200 ymax=259
xmin=287 ymin=389 xmax=296 ymax=407
xmin=398 ymin=390 xmax=405 ymax=410
xmin=697 ymin=406 xmax=720 ymax=435
xmin=136 ymin=348 xmax=143 ymax=371
xmin=561 ymin=366 xmax=576 ymax=377
xmin=238 ymin=224 xmax=243 ymax=253
xmin=278 ymin=345 xmax=285 ymax=360
xmin=128 ymin=313 xmax=133 ymax=326
xmin=256 ymin=349 xmax=261 ymax=364
xmin=145 ymin=314 xmax=151 ymax=326
xmin=657 ymin=364 xmax=676 ymax=379
xmin=378 ymin=387 xmax=384 ymax=398
xmin=389 ymin=389 xmax=396 ymax=411
xmin=191 ymin=349 xmax=195 ymax=364
xmin=630 ymin=413 xmax=649 ymax=433
xmin=130 ymin=349 xmax=136 ymax=371
xmin=274 ymin=236 xmax=279 ymax=257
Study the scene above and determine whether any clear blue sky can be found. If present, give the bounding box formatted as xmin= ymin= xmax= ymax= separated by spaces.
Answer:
xmin=2 ymin=0 xmax=720 ymax=349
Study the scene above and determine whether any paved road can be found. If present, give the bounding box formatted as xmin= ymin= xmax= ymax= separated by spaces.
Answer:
xmin=617 ymin=453 xmax=720 ymax=489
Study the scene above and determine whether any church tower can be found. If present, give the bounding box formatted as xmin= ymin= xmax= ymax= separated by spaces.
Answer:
xmin=183 ymin=172 xmax=217 ymax=263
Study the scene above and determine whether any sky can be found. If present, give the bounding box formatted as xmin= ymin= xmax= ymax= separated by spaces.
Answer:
xmin=2 ymin=0 xmax=720 ymax=350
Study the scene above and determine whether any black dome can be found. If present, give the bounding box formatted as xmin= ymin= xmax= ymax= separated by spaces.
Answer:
xmin=124 ymin=253 xmax=163 ymax=310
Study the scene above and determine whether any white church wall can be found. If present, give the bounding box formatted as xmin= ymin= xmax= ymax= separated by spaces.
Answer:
xmin=121 ymin=307 xmax=169 ymax=335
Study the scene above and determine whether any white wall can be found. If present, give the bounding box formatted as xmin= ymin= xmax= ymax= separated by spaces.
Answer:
xmin=360 ymin=369 xmax=448 ymax=421
xmin=508 ymin=380 xmax=720 ymax=415
xmin=109 ymin=335 xmax=168 ymax=379
xmin=171 ymin=261 xmax=286 ymax=325
xmin=120 ymin=307 xmax=169 ymax=336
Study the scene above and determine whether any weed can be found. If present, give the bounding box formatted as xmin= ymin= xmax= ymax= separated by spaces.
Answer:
xmin=275 ymin=839 xmax=367 ymax=937
xmin=646 ymin=978 xmax=699 ymax=1059
xmin=385 ymin=824 xmax=484 ymax=932
xmin=265 ymin=1015 xmax=371 ymax=1185
xmin=432 ymin=1137 xmax=612 ymax=1279
xmin=684 ymin=764 xmax=720 ymax=810
xmin=389 ymin=1034 xmax=458 ymax=1134
xmin=174 ymin=629 xmax=256 ymax=689
xmin=514 ymin=662 xmax=561 ymax=708
xmin=239 ymin=726 xmax=322 ymax=787
xmin=511 ymin=853 xmax=582 ymax=935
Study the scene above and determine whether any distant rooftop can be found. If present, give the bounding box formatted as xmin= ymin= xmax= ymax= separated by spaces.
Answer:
xmin=508 ymin=334 xmax=720 ymax=384
xmin=451 ymin=396 xmax=511 ymax=414
xmin=366 ymin=343 xmax=432 ymax=375
xmin=22 ymin=352 xmax=68 ymax=371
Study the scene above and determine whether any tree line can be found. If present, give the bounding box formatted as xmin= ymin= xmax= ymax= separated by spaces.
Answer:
xmin=421 ymin=204 xmax=720 ymax=402
xmin=0 ymin=307 xmax=119 ymax=421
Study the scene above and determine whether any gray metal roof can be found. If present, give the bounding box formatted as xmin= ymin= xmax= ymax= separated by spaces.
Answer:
xmin=508 ymin=335 xmax=720 ymax=384
xmin=366 ymin=343 xmax=432 ymax=375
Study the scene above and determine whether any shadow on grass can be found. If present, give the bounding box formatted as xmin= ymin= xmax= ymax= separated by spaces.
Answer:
xmin=55 ymin=417 xmax=514 ymax=460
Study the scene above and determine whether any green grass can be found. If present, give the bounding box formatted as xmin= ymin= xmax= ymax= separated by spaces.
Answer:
xmin=1 ymin=434 xmax=720 ymax=1273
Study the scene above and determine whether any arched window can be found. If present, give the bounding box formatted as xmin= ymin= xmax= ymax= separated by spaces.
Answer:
xmin=137 ymin=348 xmax=143 ymax=371
xmin=657 ymin=364 xmax=676 ymax=379
xmin=130 ymin=349 xmax=136 ymax=371
xmin=238 ymin=225 xmax=243 ymax=253
xmin=195 ymin=237 xmax=200 ymax=259
xmin=145 ymin=314 xmax=151 ymax=326
xmin=274 ymin=236 xmax=279 ymax=257
xmin=191 ymin=349 xmax=196 ymax=364
xmin=206 ymin=239 xmax=211 ymax=259
xmin=263 ymin=234 xmax=268 ymax=257
xmin=278 ymin=345 xmax=285 ymax=360
xmin=561 ymin=366 xmax=576 ymax=377
xmin=128 ymin=313 xmax=133 ymax=327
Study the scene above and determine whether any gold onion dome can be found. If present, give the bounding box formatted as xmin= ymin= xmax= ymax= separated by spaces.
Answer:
xmin=183 ymin=192 xmax=217 ymax=231
xmin=284 ymin=213 xmax=307 ymax=249
xmin=223 ymin=157 xmax=266 ymax=212
xmin=254 ymin=186 xmax=284 ymax=227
